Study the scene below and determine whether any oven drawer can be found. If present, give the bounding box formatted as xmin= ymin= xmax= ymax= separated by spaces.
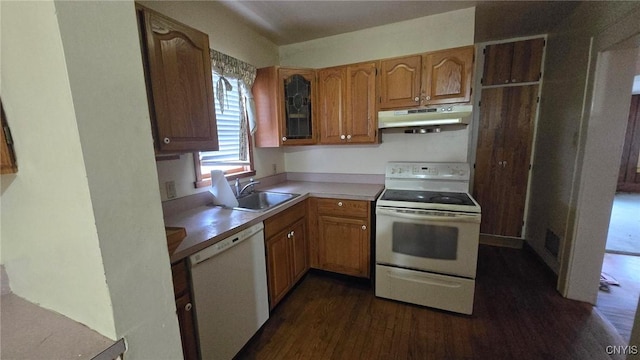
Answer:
xmin=316 ymin=198 xmax=368 ymax=218
xmin=375 ymin=264 xmax=475 ymax=315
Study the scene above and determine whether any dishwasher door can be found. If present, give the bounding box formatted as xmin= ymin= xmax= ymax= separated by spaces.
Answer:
xmin=189 ymin=222 xmax=269 ymax=360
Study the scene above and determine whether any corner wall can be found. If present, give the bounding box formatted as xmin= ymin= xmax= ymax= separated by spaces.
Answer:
xmin=526 ymin=1 xmax=640 ymax=302
xmin=0 ymin=0 xmax=116 ymax=338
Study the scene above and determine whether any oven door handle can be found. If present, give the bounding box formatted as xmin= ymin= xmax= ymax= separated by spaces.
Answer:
xmin=377 ymin=208 xmax=481 ymax=223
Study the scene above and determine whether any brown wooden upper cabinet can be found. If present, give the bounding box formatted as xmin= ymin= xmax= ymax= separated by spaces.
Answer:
xmin=253 ymin=67 xmax=317 ymax=147
xmin=0 ymin=100 xmax=17 ymax=174
xmin=317 ymin=62 xmax=378 ymax=144
xmin=136 ymin=5 xmax=218 ymax=153
xmin=379 ymin=46 xmax=474 ymax=109
xmin=482 ymin=38 xmax=545 ymax=86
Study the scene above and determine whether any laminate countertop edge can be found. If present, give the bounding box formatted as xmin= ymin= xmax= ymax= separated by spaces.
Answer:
xmin=165 ymin=180 xmax=384 ymax=263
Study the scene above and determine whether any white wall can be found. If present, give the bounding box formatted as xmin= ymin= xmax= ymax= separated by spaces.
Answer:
xmin=1 ymin=0 xmax=116 ymax=338
xmin=279 ymin=8 xmax=475 ymax=175
xmin=525 ymin=1 xmax=640 ymax=303
xmin=279 ymin=8 xmax=475 ymax=68
xmin=53 ymin=1 xmax=183 ymax=358
xmin=138 ymin=1 xmax=284 ymax=201
xmin=1 ymin=1 xmax=183 ymax=358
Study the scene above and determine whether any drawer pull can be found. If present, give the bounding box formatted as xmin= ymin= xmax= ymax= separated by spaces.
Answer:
xmin=185 ymin=303 xmax=192 ymax=311
xmin=338 ymin=202 xmax=343 ymax=207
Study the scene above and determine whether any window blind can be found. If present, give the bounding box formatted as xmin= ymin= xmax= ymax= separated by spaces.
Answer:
xmin=200 ymin=74 xmax=245 ymax=165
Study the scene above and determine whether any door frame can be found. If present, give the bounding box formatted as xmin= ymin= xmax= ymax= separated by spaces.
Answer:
xmin=558 ymin=11 xmax=640 ymax=304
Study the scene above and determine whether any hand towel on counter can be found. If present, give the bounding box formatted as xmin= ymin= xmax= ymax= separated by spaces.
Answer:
xmin=209 ymin=170 xmax=239 ymax=208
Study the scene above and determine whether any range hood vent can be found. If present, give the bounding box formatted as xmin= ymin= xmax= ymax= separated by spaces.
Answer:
xmin=378 ymin=104 xmax=472 ymax=129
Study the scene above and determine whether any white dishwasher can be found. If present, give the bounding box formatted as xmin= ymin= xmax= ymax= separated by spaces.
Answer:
xmin=189 ymin=222 xmax=269 ymax=360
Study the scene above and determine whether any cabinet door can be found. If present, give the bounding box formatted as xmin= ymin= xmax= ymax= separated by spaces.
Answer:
xmin=266 ymin=230 xmax=293 ymax=309
xmin=510 ymin=38 xmax=544 ymax=84
xmin=290 ymin=219 xmax=309 ymax=284
xmin=473 ymin=85 xmax=538 ymax=237
xmin=140 ymin=7 xmax=218 ymax=152
xmin=423 ymin=46 xmax=474 ymax=105
xmin=379 ymin=55 xmax=422 ymax=109
xmin=176 ymin=293 xmax=199 ymax=360
xmin=317 ymin=215 xmax=370 ymax=278
xmin=346 ymin=62 xmax=378 ymax=143
xmin=0 ymin=100 xmax=17 ymax=174
xmin=279 ymin=68 xmax=317 ymax=145
xmin=483 ymin=39 xmax=544 ymax=86
xmin=318 ymin=66 xmax=347 ymax=144
xmin=482 ymin=42 xmax=513 ymax=86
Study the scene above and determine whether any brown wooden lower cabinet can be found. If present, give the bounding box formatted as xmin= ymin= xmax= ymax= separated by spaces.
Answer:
xmin=309 ymin=198 xmax=371 ymax=278
xmin=171 ymin=260 xmax=199 ymax=360
xmin=265 ymin=201 xmax=309 ymax=310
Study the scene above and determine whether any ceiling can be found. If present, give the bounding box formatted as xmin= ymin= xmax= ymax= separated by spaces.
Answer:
xmin=216 ymin=1 xmax=582 ymax=46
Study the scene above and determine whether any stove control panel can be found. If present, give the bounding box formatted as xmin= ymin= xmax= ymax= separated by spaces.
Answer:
xmin=386 ymin=162 xmax=469 ymax=180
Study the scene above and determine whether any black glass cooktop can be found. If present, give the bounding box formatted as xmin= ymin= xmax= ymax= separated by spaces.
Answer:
xmin=380 ymin=189 xmax=475 ymax=206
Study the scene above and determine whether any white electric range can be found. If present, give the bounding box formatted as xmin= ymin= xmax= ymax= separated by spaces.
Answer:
xmin=375 ymin=162 xmax=481 ymax=315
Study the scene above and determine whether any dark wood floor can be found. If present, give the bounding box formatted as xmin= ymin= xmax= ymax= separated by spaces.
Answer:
xmin=238 ymin=246 xmax=626 ymax=360
xmin=598 ymin=253 xmax=640 ymax=342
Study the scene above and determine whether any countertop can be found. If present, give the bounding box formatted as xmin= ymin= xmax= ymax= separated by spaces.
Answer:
xmin=164 ymin=180 xmax=384 ymax=263
xmin=0 ymin=292 xmax=118 ymax=359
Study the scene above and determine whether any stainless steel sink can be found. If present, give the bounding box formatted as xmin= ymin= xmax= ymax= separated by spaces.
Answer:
xmin=233 ymin=191 xmax=299 ymax=212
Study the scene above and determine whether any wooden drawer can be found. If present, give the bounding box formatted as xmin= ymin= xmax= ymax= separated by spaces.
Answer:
xmin=316 ymin=198 xmax=369 ymax=218
xmin=171 ymin=260 xmax=189 ymax=298
xmin=264 ymin=201 xmax=307 ymax=239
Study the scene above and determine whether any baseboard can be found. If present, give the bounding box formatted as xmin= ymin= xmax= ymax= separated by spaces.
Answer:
xmin=479 ymin=234 xmax=524 ymax=249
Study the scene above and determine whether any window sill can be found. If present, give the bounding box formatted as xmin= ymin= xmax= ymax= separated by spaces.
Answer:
xmin=194 ymin=170 xmax=256 ymax=188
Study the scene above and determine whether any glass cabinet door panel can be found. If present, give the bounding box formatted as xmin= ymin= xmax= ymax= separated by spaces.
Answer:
xmin=283 ymin=75 xmax=313 ymax=139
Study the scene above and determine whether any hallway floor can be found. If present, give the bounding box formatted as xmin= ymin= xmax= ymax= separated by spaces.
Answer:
xmin=600 ymin=192 xmax=640 ymax=343
xmin=598 ymin=253 xmax=640 ymax=343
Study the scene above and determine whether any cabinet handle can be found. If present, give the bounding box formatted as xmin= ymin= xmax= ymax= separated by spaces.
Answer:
xmin=346 ymin=135 xmax=352 ymax=140
xmin=337 ymin=201 xmax=343 ymax=207
xmin=282 ymin=137 xmax=287 ymax=142
xmin=414 ymin=96 xmax=420 ymax=102
xmin=163 ymin=137 xmax=171 ymax=144
xmin=340 ymin=135 xmax=346 ymax=140
xmin=185 ymin=303 xmax=192 ymax=312
xmin=362 ymin=225 xmax=367 ymax=230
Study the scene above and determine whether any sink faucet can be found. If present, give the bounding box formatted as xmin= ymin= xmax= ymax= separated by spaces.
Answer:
xmin=236 ymin=178 xmax=261 ymax=197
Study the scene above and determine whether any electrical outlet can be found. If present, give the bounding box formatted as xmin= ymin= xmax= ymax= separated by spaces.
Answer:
xmin=166 ymin=181 xmax=177 ymax=199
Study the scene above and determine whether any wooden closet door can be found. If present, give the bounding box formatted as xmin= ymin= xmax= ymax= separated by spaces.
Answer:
xmin=474 ymin=87 xmax=508 ymax=235
xmin=474 ymin=85 xmax=538 ymax=237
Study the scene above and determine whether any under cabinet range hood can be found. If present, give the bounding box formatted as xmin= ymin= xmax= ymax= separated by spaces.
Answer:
xmin=378 ymin=104 xmax=472 ymax=129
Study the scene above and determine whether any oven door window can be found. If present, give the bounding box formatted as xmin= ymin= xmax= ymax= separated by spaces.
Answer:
xmin=392 ymin=222 xmax=458 ymax=260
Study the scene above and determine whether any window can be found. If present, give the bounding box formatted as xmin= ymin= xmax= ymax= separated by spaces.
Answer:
xmin=194 ymin=72 xmax=254 ymax=187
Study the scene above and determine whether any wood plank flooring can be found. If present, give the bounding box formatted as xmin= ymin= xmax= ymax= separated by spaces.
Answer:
xmin=598 ymin=253 xmax=640 ymax=342
xmin=238 ymin=245 xmax=626 ymax=360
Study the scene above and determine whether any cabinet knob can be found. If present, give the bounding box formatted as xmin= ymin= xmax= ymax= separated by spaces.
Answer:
xmin=504 ymin=80 xmax=509 ymax=84
xmin=185 ymin=303 xmax=192 ymax=311
xmin=337 ymin=201 xmax=343 ymax=207
xmin=425 ymin=96 xmax=431 ymax=101
xmin=362 ymin=225 xmax=367 ymax=230
xmin=346 ymin=135 xmax=352 ymax=140
xmin=163 ymin=137 xmax=171 ymax=144
xmin=282 ymin=137 xmax=287 ymax=142
xmin=340 ymin=135 xmax=346 ymax=140
xmin=291 ymin=231 xmax=295 ymax=237
xmin=414 ymin=96 xmax=420 ymax=102
xmin=512 ymin=79 xmax=517 ymax=82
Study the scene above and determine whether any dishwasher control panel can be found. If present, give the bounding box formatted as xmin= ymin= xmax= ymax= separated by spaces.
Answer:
xmin=189 ymin=222 xmax=264 ymax=266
